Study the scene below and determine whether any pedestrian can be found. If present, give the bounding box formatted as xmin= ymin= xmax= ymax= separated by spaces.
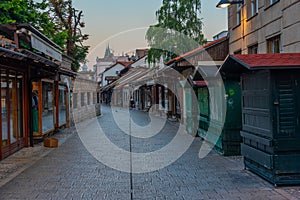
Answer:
xmin=130 ymin=97 xmax=134 ymax=109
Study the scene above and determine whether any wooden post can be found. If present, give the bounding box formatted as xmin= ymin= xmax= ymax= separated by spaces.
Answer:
xmin=23 ymin=71 xmax=29 ymax=147
xmin=38 ymin=80 xmax=42 ymax=136
xmin=55 ymin=81 xmax=59 ymax=129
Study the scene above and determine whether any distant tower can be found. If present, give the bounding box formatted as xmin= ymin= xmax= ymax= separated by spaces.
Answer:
xmin=81 ymin=62 xmax=88 ymax=72
xmin=104 ymin=44 xmax=113 ymax=59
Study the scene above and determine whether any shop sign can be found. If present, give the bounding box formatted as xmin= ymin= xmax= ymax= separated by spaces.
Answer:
xmin=31 ymin=33 xmax=62 ymax=62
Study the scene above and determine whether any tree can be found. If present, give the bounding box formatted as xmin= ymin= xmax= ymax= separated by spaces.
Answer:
xmin=146 ymin=0 xmax=206 ymax=63
xmin=0 ymin=0 xmax=89 ymax=72
xmin=48 ymin=0 xmax=89 ymax=72
xmin=0 ymin=0 xmax=48 ymax=26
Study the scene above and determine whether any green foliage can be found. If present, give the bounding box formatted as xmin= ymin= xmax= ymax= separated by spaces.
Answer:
xmin=0 ymin=0 xmax=41 ymax=24
xmin=48 ymin=0 xmax=89 ymax=72
xmin=146 ymin=0 xmax=206 ymax=64
xmin=0 ymin=0 xmax=89 ymax=72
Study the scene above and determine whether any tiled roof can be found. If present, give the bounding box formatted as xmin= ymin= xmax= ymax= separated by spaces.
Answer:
xmin=231 ymin=53 xmax=300 ymax=69
xmin=187 ymin=75 xmax=207 ymax=87
xmin=103 ymin=61 xmax=132 ymax=73
xmin=118 ymin=61 xmax=132 ymax=67
xmin=166 ymin=36 xmax=228 ymax=65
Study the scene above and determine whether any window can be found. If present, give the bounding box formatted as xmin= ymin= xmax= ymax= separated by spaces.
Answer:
xmin=42 ymin=81 xmax=55 ymax=133
xmin=269 ymin=0 xmax=279 ymax=5
xmin=97 ymin=92 xmax=100 ymax=104
xmin=93 ymin=92 xmax=96 ymax=104
xmin=267 ymin=35 xmax=281 ymax=53
xmin=234 ymin=49 xmax=242 ymax=54
xmin=87 ymin=92 xmax=91 ymax=105
xmin=81 ymin=93 xmax=85 ymax=107
xmin=1 ymin=70 xmax=23 ymax=146
xmin=251 ymin=0 xmax=258 ymax=16
xmin=73 ymin=93 xmax=78 ymax=109
xmin=247 ymin=0 xmax=258 ymax=19
xmin=265 ymin=0 xmax=279 ymax=7
xmin=58 ymin=85 xmax=67 ymax=126
xmin=236 ymin=4 xmax=242 ymax=25
xmin=248 ymin=43 xmax=258 ymax=54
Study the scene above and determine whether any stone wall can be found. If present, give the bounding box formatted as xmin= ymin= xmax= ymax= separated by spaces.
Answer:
xmin=70 ymin=74 xmax=101 ymax=125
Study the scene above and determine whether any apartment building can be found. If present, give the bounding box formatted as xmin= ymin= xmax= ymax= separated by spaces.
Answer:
xmin=227 ymin=0 xmax=300 ymax=54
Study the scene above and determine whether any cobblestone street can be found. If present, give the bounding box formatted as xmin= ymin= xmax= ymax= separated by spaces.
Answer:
xmin=0 ymin=105 xmax=299 ymax=200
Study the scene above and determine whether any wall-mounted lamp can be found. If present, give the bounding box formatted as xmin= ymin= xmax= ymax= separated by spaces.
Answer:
xmin=216 ymin=0 xmax=244 ymax=8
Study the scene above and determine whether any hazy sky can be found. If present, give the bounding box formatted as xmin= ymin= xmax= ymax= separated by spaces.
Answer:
xmin=73 ymin=0 xmax=227 ymax=68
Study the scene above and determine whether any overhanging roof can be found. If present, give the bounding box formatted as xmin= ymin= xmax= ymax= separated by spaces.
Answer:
xmin=166 ymin=36 xmax=228 ymax=66
xmin=0 ymin=46 xmax=26 ymax=60
xmin=21 ymin=49 xmax=59 ymax=68
xmin=221 ymin=53 xmax=300 ymax=73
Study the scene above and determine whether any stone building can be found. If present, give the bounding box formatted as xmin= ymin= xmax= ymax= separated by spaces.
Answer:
xmin=70 ymin=73 xmax=101 ymax=124
xmin=227 ymin=0 xmax=300 ymax=54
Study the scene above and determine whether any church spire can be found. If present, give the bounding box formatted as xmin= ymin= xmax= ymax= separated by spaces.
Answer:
xmin=104 ymin=44 xmax=112 ymax=58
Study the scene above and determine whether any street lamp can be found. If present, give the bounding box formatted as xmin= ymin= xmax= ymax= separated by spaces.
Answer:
xmin=216 ymin=0 xmax=244 ymax=8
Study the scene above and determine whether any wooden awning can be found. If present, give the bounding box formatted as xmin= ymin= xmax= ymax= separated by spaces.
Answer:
xmin=21 ymin=49 xmax=59 ymax=68
xmin=0 ymin=47 xmax=26 ymax=60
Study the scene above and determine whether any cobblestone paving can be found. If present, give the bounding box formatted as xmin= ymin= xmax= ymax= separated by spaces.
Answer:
xmin=0 ymin=105 xmax=299 ymax=200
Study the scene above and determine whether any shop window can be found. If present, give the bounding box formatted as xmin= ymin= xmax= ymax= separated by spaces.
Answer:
xmin=248 ymin=43 xmax=258 ymax=54
xmin=42 ymin=81 xmax=54 ymax=133
xmin=1 ymin=69 xmax=23 ymax=146
xmin=58 ymin=85 xmax=67 ymax=126
xmin=1 ymin=70 xmax=8 ymax=146
xmin=17 ymin=73 xmax=23 ymax=139
xmin=81 ymin=93 xmax=85 ymax=107
xmin=267 ymin=35 xmax=281 ymax=53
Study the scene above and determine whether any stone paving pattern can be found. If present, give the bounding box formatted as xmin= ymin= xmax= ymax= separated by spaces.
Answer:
xmin=0 ymin=105 xmax=299 ymax=200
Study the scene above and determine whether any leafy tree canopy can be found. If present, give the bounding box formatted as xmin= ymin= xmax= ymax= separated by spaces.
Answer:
xmin=0 ymin=0 xmax=89 ymax=72
xmin=146 ymin=0 xmax=206 ymax=64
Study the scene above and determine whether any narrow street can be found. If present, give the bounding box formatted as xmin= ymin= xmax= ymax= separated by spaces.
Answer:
xmin=0 ymin=105 xmax=298 ymax=200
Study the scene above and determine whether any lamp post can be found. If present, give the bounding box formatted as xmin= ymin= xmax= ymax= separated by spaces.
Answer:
xmin=216 ymin=0 xmax=244 ymax=8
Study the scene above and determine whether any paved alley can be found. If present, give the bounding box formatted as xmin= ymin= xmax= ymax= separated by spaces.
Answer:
xmin=0 ymin=105 xmax=299 ymax=200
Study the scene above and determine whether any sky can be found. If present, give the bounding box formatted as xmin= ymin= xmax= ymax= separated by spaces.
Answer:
xmin=72 ymin=0 xmax=227 ymax=69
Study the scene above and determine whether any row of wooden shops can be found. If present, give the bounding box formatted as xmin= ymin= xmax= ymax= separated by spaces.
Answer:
xmin=0 ymin=24 xmax=77 ymax=160
xmin=110 ymin=35 xmax=300 ymax=185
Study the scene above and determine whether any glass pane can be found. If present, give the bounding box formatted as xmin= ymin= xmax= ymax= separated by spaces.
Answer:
xmin=59 ymin=85 xmax=66 ymax=125
xmin=1 ymin=70 xmax=8 ymax=146
xmin=17 ymin=74 xmax=23 ymax=138
xmin=42 ymin=82 xmax=54 ymax=132
xmin=9 ymin=72 xmax=17 ymax=143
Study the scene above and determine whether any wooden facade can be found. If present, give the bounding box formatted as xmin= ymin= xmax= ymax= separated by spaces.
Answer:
xmin=221 ymin=53 xmax=300 ymax=185
xmin=167 ymin=36 xmax=242 ymax=153
xmin=0 ymin=24 xmax=75 ymax=160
